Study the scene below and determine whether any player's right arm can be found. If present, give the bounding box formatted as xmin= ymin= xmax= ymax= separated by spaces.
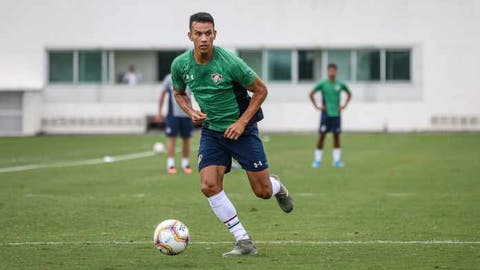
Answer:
xmin=174 ymin=90 xmax=206 ymax=125
xmin=171 ymin=60 xmax=206 ymax=125
xmin=157 ymin=89 xmax=167 ymax=122
xmin=309 ymin=82 xmax=324 ymax=111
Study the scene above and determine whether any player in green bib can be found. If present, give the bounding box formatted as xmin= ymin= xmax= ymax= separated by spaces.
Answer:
xmin=171 ymin=12 xmax=294 ymax=257
xmin=309 ymin=63 xmax=352 ymax=168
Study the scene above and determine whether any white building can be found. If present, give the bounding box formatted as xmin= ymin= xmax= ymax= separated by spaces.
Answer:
xmin=1 ymin=0 xmax=479 ymax=135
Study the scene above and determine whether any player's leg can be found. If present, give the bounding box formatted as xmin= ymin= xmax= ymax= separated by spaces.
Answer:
xmin=179 ymin=117 xmax=194 ymax=174
xmin=317 ymin=132 xmax=326 ymax=149
xmin=313 ymin=132 xmax=326 ymax=168
xmin=201 ymin=166 xmax=255 ymax=257
xmin=198 ymin=128 xmax=255 ymax=256
xmin=165 ymin=116 xmax=179 ymax=174
xmin=166 ymin=137 xmax=177 ymax=173
xmin=313 ymin=113 xmax=328 ymax=167
xmin=333 ymin=132 xmax=341 ymax=148
xmin=246 ymin=169 xmax=274 ymax=199
xmin=228 ymin=124 xmax=294 ymax=212
xmin=332 ymin=117 xmax=344 ymax=167
xmin=245 ymin=169 xmax=294 ymax=213
xmin=180 ymin=137 xmax=192 ymax=173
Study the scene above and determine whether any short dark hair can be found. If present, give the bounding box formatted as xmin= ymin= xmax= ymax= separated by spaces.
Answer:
xmin=327 ymin=63 xmax=337 ymax=70
xmin=189 ymin=12 xmax=214 ymax=30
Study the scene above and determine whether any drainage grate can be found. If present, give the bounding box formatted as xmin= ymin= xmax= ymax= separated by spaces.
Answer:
xmin=431 ymin=115 xmax=479 ymax=128
xmin=42 ymin=117 xmax=144 ymax=127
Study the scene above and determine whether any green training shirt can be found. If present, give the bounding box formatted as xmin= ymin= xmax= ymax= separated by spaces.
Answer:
xmin=313 ymin=79 xmax=350 ymax=117
xmin=171 ymin=46 xmax=258 ymax=132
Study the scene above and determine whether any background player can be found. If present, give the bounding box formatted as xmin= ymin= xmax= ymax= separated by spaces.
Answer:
xmin=171 ymin=12 xmax=294 ymax=257
xmin=157 ymin=73 xmax=193 ymax=174
xmin=309 ymin=63 xmax=352 ymax=168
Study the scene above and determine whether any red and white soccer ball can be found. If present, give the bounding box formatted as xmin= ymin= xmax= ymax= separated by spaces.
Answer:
xmin=153 ymin=219 xmax=189 ymax=255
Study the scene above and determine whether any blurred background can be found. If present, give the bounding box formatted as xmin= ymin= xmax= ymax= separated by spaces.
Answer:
xmin=0 ymin=0 xmax=479 ymax=136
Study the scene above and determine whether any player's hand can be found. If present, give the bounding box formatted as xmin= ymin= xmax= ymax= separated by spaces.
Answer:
xmin=224 ymin=121 xmax=246 ymax=140
xmin=155 ymin=114 xmax=164 ymax=123
xmin=316 ymin=105 xmax=325 ymax=111
xmin=190 ymin=110 xmax=207 ymax=125
xmin=339 ymin=104 xmax=347 ymax=111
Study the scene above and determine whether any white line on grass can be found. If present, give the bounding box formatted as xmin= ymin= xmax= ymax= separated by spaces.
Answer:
xmin=0 ymin=151 xmax=156 ymax=173
xmin=1 ymin=240 xmax=479 ymax=247
xmin=386 ymin=193 xmax=416 ymax=197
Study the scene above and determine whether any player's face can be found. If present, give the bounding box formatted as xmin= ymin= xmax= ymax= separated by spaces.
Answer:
xmin=327 ymin=67 xmax=337 ymax=80
xmin=188 ymin=22 xmax=216 ymax=54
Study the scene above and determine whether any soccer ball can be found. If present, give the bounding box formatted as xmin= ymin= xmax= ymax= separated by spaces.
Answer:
xmin=152 ymin=142 xmax=165 ymax=154
xmin=153 ymin=219 xmax=189 ymax=255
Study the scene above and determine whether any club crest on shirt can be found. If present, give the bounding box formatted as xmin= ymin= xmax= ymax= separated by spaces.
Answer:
xmin=211 ymin=73 xmax=223 ymax=84
xmin=335 ymin=84 xmax=341 ymax=91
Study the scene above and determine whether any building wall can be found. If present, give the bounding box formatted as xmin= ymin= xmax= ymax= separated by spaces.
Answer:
xmin=0 ymin=0 xmax=479 ymax=134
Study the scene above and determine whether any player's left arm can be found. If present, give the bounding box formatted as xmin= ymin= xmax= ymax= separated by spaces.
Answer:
xmin=224 ymin=77 xmax=267 ymax=140
xmin=157 ymin=89 xmax=167 ymax=122
xmin=340 ymin=84 xmax=352 ymax=111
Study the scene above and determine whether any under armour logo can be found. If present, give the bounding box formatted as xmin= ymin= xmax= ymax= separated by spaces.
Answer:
xmin=253 ymin=161 xmax=263 ymax=168
xmin=184 ymin=74 xmax=194 ymax=81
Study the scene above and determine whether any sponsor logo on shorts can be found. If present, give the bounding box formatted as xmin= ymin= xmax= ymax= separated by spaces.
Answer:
xmin=253 ymin=161 xmax=263 ymax=168
xmin=211 ymin=73 xmax=223 ymax=84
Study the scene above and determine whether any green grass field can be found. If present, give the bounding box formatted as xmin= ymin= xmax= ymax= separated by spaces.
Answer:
xmin=0 ymin=133 xmax=479 ymax=269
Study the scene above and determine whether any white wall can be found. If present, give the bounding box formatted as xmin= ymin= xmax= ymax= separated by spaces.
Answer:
xmin=22 ymin=91 xmax=42 ymax=135
xmin=1 ymin=0 xmax=479 ymax=134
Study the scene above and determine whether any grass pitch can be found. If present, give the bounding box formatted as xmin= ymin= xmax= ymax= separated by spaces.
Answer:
xmin=0 ymin=133 xmax=479 ymax=269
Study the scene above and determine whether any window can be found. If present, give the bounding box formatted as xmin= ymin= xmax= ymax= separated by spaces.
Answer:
xmin=298 ymin=50 xmax=314 ymax=80
xmin=157 ymin=50 xmax=184 ymax=81
xmin=48 ymin=50 xmax=109 ymax=84
xmin=386 ymin=50 xmax=410 ymax=81
xmin=267 ymin=50 xmax=291 ymax=81
xmin=327 ymin=50 xmax=351 ymax=81
xmin=298 ymin=50 xmax=323 ymax=81
xmin=114 ymin=50 xmax=157 ymax=84
xmin=47 ymin=47 xmax=413 ymax=85
xmin=238 ymin=50 xmax=263 ymax=78
xmin=48 ymin=52 xmax=73 ymax=82
xmin=78 ymin=51 xmax=102 ymax=82
xmin=357 ymin=50 xmax=380 ymax=81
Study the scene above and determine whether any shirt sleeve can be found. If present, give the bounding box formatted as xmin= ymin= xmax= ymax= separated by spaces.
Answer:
xmin=170 ymin=59 xmax=186 ymax=92
xmin=229 ymin=53 xmax=258 ymax=88
xmin=162 ymin=74 xmax=172 ymax=90
xmin=341 ymin=82 xmax=350 ymax=92
xmin=313 ymin=81 xmax=324 ymax=93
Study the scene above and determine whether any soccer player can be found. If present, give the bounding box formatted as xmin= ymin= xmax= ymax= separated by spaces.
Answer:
xmin=157 ymin=73 xmax=194 ymax=174
xmin=171 ymin=12 xmax=294 ymax=257
xmin=309 ymin=63 xmax=352 ymax=168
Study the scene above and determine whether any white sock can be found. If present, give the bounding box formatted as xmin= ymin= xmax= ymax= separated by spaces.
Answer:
xmin=269 ymin=176 xmax=281 ymax=197
xmin=181 ymin=158 xmax=189 ymax=168
xmin=314 ymin=149 xmax=323 ymax=162
xmin=333 ymin=148 xmax=341 ymax=162
xmin=167 ymin=157 xmax=175 ymax=168
xmin=207 ymin=190 xmax=249 ymax=241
